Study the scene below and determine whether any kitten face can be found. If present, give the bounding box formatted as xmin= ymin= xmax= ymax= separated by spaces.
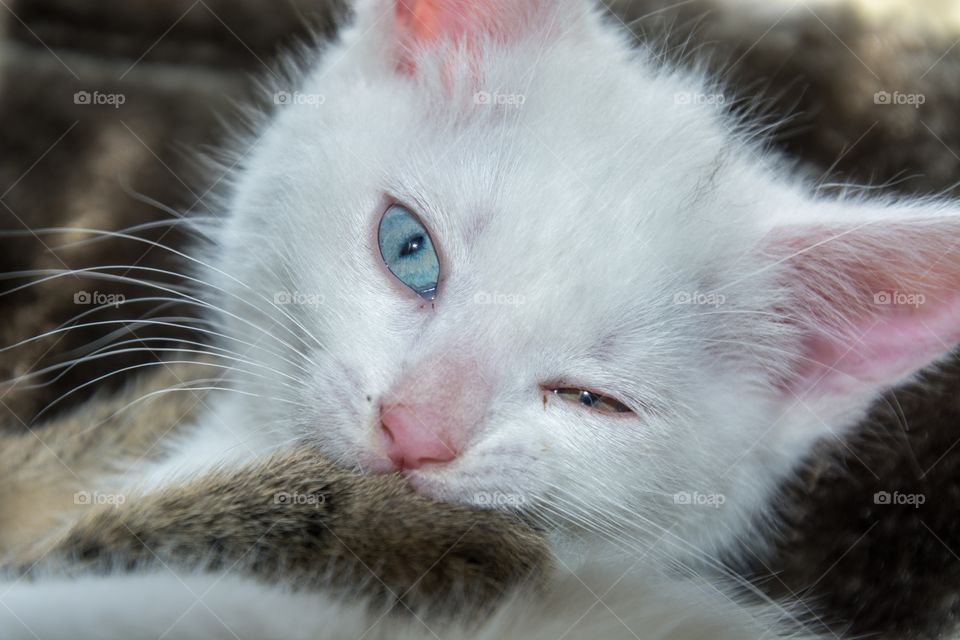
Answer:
xmin=209 ymin=0 xmax=960 ymax=560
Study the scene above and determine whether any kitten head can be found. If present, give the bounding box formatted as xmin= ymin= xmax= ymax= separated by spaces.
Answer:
xmin=209 ymin=0 xmax=960 ymax=561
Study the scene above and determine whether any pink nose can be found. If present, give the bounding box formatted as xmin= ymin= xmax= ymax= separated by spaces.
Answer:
xmin=380 ymin=404 xmax=458 ymax=469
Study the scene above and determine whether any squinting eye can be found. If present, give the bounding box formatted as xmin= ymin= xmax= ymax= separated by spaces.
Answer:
xmin=550 ymin=388 xmax=633 ymax=414
xmin=378 ymin=204 xmax=440 ymax=300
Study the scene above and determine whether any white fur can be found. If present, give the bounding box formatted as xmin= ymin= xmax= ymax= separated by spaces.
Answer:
xmin=0 ymin=562 xmax=820 ymax=640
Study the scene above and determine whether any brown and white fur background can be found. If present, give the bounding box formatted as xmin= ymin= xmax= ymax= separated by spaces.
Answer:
xmin=1 ymin=0 xmax=959 ymax=638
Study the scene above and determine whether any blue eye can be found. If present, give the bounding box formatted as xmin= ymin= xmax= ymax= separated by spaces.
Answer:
xmin=377 ymin=204 xmax=440 ymax=300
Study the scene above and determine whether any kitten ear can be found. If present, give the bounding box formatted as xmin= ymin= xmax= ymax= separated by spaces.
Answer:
xmin=762 ymin=199 xmax=960 ymax=441
xmin=353 ymin=0 xmax=557 ymax=74
xmin=394 ymin=0 xmax=531 ymax=46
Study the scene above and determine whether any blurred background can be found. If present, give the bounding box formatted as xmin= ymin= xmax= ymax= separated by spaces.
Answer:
xmin=1 ymin=1 xmax=959 ymax=638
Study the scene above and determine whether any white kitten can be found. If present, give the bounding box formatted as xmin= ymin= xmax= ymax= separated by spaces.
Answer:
xmin=199 ymin=0 xmax=960 ymax=563
xmin=4 ymin=0 xmax=959 ymax=637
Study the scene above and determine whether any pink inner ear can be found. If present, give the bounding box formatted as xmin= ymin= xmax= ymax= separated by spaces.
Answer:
xmin=396 ymin=0 xmax=492 ymax=43
xmin=799 ymin=294 xmax=960 ymax=395
xmin=767 ymin=220 xmax=960 ymax=398
xmin=393 ymin=0 xmax=537 ymax=73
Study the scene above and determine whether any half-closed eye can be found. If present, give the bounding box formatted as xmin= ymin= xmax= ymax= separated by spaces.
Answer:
xmin=549 ymin=387 xmax=633 ymax=414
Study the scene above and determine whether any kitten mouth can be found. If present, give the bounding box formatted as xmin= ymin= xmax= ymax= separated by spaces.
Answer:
xmin=356 ymin=455 xmax=453 ymax=499
xmin=360 ymin=453 xmax=534 ymax=511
